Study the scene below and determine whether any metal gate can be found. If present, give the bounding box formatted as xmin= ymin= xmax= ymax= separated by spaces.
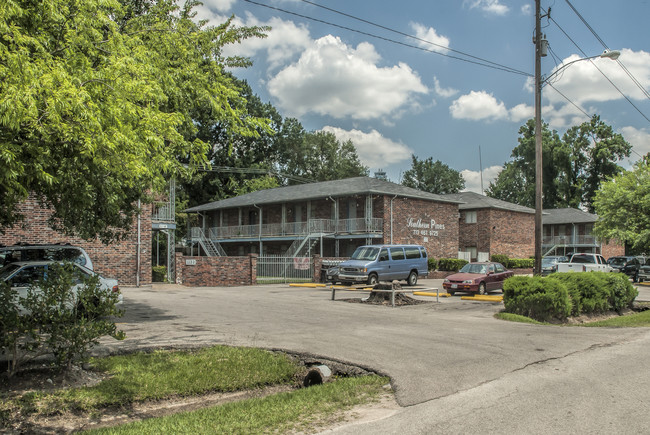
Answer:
xmin=257 ymin=256 xmax=313 ymax=284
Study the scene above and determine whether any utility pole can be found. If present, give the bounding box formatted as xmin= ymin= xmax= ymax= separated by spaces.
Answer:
xmin=534 ymin=0 xmax=543 ymax=276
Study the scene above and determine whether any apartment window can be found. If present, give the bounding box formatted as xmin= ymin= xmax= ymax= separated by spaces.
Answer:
xmin=465 ymin=211 xmax=477 ymax=224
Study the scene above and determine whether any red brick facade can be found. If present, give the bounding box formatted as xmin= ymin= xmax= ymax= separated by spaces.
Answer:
xmin=0 ymin=198 xmax=152 ymax=286
xmin=459 ymin=209 xmax=535 ymax=260
xmin=381 ymin=196 xmax=459 ymax=259
xmin=175 ymin=253 xmax=257 ymax=286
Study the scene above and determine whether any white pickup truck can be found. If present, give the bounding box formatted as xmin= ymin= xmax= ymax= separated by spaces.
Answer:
xmin=556 ymin=253 xmax=612 ymax=273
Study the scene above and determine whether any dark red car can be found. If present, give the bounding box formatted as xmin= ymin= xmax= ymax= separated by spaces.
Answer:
xmin=442 ymin=262 xmax=514 ymax=295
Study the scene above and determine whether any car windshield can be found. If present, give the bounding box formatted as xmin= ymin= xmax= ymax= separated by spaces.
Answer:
xmin=350 ymin=247 xmax=380 ymax=261
xmin=0 ymin=263 xmax=21 ymax=281
xmin=608 ymin=257 xmax=626 ymax=266
xmin=542 ymin=257 xmax=566 ymax=265
xmin=459 ymin=263 xmax=489 ymax=274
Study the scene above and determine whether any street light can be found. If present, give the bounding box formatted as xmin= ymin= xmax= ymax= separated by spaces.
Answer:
xmin=533 ymin=1 xmax=619 ymax=276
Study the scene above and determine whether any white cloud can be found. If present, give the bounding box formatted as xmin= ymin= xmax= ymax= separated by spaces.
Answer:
xmin=521 ymin=4 xmax=532 ymax=15
xmin=268 ymin=35 xmax=428 ymax=120
xmin=200 ymin=0 xmax=237 ymax=13
xmin=433 ymin=76 xmax=458 ymax=98
xmin=461 ymin=165 xmax=503 ymax=194
xmin=219 ymin=13 xmax=312 ymax=70
xmin=464 ymin=0 xmax=510 ymax=15
xmin=509 ymin=103 xmax=533 ymax=123
xmin=321 ymin=126 xmax=413 ymax=168
xmin=409 ymin=23 xmax=450 ymax=53
xmin=620 ymin=126 xmax=650 ymax=162
xmin=449 ymin=91 xmax=508 ymax=121
xmin=545 ymin=49 xmax=650 ymax=105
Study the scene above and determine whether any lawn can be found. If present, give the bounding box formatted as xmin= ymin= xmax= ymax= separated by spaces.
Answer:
xmin=0 ymin=346 xmax=390 ymax=433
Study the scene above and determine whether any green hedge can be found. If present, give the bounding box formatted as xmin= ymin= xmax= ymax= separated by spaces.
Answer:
xmin=427 ymin=258 xmax=438 ymax=271
xmin=437 ymin=258 xmax=468 ymax=272
xmin=490 ymin=254 xmax=533 ymax=269
xmin=502 ymin=276 xmax=571 ymax=322
xmin=503 ymin=272 xmax=638 ymax=322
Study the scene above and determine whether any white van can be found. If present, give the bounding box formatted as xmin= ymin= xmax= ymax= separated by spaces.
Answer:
xmin=337 ymin=244 xmax=429 ymax=286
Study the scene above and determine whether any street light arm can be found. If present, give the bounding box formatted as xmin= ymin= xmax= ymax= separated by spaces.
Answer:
xmin=542 ymin=50 xmax=620 ymax=86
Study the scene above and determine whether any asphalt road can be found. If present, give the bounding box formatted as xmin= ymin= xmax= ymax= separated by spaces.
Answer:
xmin=102 ymin=279 xmax=650 ymax=434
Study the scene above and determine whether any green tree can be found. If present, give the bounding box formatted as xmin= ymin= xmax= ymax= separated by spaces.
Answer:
xmin=486 ymin=119 xmax=562 ymax=208
xmin=280 ymin=131 xmax=369 ymax=183
xmin=486 ymin=116 xmax=630 ymax=211
xmin=594 ymin=157 xmax=650 ymax=253
xmin=0 ymin=0 xmax=269 ymax=242
xmin=401 ymin=155 xmax=465 ymax=194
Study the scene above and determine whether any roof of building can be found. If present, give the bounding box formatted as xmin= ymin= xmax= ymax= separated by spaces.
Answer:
xmin=541 ymin=208 xmax=598 ymax=225
xmin=442 ymin=191 xmax=536 ymax=214
xmin=185 ymin=176 xmax=463 ymax=213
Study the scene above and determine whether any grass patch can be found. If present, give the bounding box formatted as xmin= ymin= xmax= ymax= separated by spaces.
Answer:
xmin=84 ymin=375 xmax=389 ymax=434
xmin=6 ymin=346 xmax=301 ymax=416
xmin=494 ymin=312 xmax=546 ymax=325
xmin=581 ymin=309 xmax=650 ymax=327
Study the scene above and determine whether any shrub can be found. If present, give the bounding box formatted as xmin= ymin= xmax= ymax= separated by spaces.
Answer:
xmin=491 ymin=254 xmax=509 ymax=266
xmin=502 ymin=276 xmax=571 ymax=322
xmin=601 ymin=273 xmax=638 ymax=313
xmin=437 ymin=258 xmax=468 ymax=272
xmin=152 ymin=266 xmax=167 ymax=282
xmin=3 ymin=263 xmax=125 ymax=375
xmin=427 ymin=258 xmax=437 ymax=271
xmin=509 ymin=258 xmax=534 ymax=269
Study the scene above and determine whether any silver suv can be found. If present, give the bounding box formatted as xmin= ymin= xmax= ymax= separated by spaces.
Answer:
xmin=0 ymin=244 xmax=93 ymax=270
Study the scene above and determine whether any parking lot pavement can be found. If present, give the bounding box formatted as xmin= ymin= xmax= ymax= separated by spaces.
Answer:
xmin=106 ymin=281 xmax=648 ymax=411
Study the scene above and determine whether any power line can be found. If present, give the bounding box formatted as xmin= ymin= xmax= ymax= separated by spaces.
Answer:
xmin=562 ymin=1 xmax=650 ymax=102
xmin=242 ymin=0 xmax=532 ymax=78
xmin=298 ymin=0 xmax=531 ymax=77
xmin=548 ymin=15 xmax=650 ymax=124
xmin=196 ymin=165 xmax=314 ymax=184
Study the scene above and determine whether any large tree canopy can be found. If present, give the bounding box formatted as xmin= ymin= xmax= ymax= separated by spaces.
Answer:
xmin=0 ymin=0 xmax=268 ymax=242
xmin=401 ymin=155 xmax=465 ymax=194
xmin=594 ymin=156 xmax=650 ymax=253
xmin=486 ymin=116 xmax=631 ymax=211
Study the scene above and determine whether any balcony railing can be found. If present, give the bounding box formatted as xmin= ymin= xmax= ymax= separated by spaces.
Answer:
xmin=542 ymin=235 xmax=598 ymax=246
xmin=196 ymin=218 xmax=383 ymax=240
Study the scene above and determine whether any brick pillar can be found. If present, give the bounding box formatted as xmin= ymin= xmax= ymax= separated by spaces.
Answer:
xmin=249 ymin=253 xmax=258 ymax=285
xmin=313 ymin=254 xmax=322 ymax=283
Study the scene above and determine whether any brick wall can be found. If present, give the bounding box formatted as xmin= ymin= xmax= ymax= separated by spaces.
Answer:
xmin=0 ymin=198 xmax=152 ymax=286
xmin=175 ymin=253 xmax=257 ymax=286
xmin=601 ymin=240 xmax=625 ymax=259
xmin=381 ymin=196 xmax=459 ymax=259
xmin=488 ymin=209 xmax=535 ymax=258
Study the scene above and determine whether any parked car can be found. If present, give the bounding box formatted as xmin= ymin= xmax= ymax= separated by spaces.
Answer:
xmin=608 ymin=256 xmax=641 ymax=282
xmin=0 ymin=244 xmax=93 ymax=270
xmin=325 ymin=266 xmax=340 ymax=284
xmin=0 ymin=261 xmax=121 ymax=315
xmin=442 ymin=262 xmax=514 ymax=295
xmin=639 ymin=262 xmax=650 ymax=283
xmin=337 ymin=244 xmax=428 ymax=286
xmin=540 ymin=255 xmax=569 ymax=276
xmin=556 ymin=253 xmax=611 ymax=273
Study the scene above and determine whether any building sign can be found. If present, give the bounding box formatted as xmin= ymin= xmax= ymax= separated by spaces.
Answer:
xmin=407 ymin=217 xmax=445 ymax=238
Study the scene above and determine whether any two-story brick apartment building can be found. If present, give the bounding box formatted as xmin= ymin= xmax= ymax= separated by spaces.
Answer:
xmin=443 ymin=191 xmax=536 ymax=261
xmin=185 ymin=177 xmax=463 ymax=260
xmin=542 ymin=208 xmax=624 ymax=258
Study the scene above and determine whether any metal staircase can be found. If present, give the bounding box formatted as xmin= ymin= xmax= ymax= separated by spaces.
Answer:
xmin=285 ymin=234 xmax=320 ymax=257
xmin=192 ymin=228 xmax=226 ymax=257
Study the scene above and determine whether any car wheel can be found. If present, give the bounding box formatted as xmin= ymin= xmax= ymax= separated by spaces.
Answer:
xmin=448 ymin=290 xmax=455 ymax=296
xmin=478 ymin=282 xmax=487 ymax=295
xmin=367 ymin=274 xmax=379 ymax=286
xmin=407 ymin=271 xmax=418 ymax=286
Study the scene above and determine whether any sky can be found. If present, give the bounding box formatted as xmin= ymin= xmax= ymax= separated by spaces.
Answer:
xmin=195 ymin=0 xmax=650 ymax=193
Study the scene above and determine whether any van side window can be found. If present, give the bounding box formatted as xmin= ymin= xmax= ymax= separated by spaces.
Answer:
xmin=390 ymin=247 xmax=405 ymax=260
xmin=405 ymin=247 xmax=421 ymax=259
xmin=378 ymin=249 xmax=389 ymax=262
